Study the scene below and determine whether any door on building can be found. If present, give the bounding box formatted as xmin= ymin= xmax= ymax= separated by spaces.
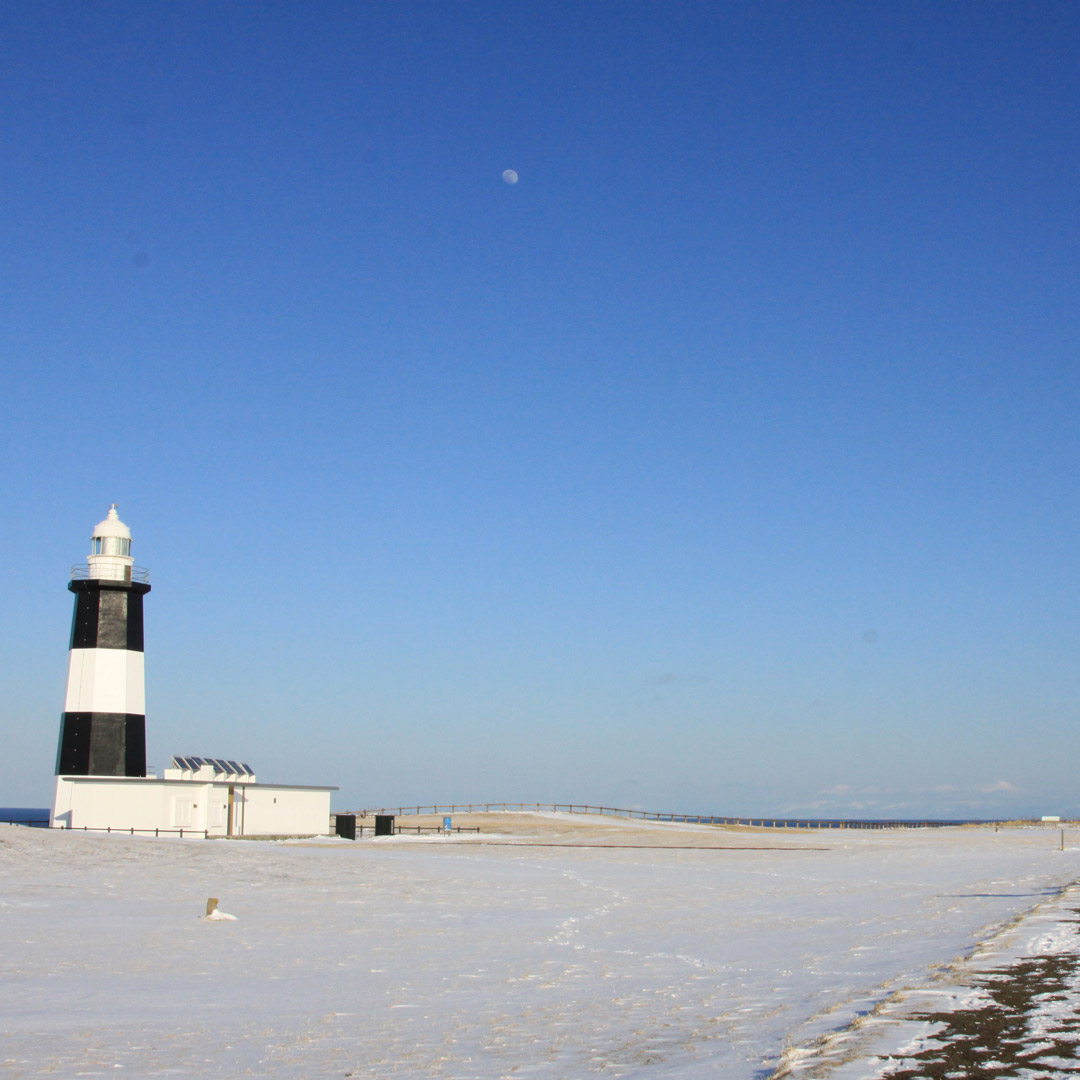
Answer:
xmin=209 ymin=793 xmax=227 ymax=832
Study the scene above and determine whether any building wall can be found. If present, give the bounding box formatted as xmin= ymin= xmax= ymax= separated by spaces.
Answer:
xmin=53 ymin=777 xmax=332 ymax=837
xmin=55 ymin=775 xmax=159 ymax=831
xmin=240 ymin=785 xmax=332 ymax=836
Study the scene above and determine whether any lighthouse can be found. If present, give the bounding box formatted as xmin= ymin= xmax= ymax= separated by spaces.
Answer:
xmin=55 ymin=505 xmax=150 ymax=777
xmin=51 ymin=506 xmax=336 ymax=835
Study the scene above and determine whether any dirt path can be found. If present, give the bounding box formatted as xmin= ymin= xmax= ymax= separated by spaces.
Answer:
xmin=879 ymin=938 xmax=1080 ymax=1077
xmin=774 ymin=881 xmax=1080 ymax=1080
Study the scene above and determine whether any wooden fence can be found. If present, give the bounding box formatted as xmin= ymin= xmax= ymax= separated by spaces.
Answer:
xmin=352 ymin=802 xmax=992 ymax=830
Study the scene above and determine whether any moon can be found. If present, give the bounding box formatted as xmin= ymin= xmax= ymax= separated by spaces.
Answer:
xmin=501 ymin=169 xmax=519 ymax=185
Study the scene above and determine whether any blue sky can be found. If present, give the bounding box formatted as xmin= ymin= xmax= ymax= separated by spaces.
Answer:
xmin=3 ymin=1 xmax=1078 ymax=817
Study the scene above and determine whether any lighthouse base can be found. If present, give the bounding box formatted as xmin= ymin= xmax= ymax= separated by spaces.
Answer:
xmin=56 ymin=712 xmax=146 ymax=777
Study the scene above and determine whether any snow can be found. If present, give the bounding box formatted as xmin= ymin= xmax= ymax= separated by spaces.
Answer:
xmin=202 ymin=908 xmax=238 ymax=921
xmin=2 ymin=817 xmax=1079 ymax=1078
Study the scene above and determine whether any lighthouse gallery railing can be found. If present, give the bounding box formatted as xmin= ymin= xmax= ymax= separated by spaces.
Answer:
xmin=70 ymin=564 xmax=151 ymax=583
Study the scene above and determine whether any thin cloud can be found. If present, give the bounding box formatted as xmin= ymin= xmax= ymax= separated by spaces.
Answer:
xmin=979 ymin=780 xmax=1019 ymax=794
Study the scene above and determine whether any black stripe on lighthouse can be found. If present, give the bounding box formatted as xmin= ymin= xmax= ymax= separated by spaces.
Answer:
xmin=55 ymin=713 xmax=146 ymax=775
xmin=56 ymin=579 xmax=150 ymax=777
xmin=69 ymin=583 xmax=145 ymax=651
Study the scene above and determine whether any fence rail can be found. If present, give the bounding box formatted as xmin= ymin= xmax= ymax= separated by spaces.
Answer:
xmin=54 ymin=822 xmax=481 ymax=840
xmin=329 ymin=816 xmax=480 ymax=837
xmin=56 ymin=824 xmax=209 ymax=838
xmin=26 ymin=808 xmax=1057 ymax=842
xmin=356 ymin=802 xmax=1004 ymax=830
xmin=391 ymin=825 xmax=480 ymax=835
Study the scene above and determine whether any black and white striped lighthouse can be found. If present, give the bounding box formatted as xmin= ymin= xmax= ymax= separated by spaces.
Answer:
xmin=55 ymin=506 xmax=150 ymax=777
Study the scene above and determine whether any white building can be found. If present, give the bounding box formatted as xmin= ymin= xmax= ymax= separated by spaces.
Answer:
xmin=53 ymin=757 xmax=333 ymax=837
xmin=52 ymin=510 xmax=336 ymax=837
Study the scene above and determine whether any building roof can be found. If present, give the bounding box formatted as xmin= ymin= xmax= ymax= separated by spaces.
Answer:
xmin=56 ymin=774 xmax=338 ymax=791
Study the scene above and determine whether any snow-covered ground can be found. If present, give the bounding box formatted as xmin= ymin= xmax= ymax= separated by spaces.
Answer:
xmin=2 ymin=816 xmax=1079 ymax=1079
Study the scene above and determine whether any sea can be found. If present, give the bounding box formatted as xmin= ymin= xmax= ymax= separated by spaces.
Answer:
xmin=0 ymin=807 xmax=51 ymax=827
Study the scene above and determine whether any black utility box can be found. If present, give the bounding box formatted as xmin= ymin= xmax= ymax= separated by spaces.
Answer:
xmin=374 ymin=814 xmax=395 ymax=837
xmin=335 ymin=813 xmax=356 ymax=840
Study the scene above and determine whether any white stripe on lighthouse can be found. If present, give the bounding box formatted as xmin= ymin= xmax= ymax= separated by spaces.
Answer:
xmin=64 ymin=649 xmax=146 ymax=715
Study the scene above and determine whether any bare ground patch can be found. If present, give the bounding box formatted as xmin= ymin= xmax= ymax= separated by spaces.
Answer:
xmin=772 ymin=886 xmax=1080 ymax=1080
xmin=347 ymin=810 xmax=832 ymax=848
xmin=873 ymin=933 xmax=1080 ymax=1079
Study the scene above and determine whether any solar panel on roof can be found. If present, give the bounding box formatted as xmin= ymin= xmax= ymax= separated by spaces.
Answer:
xmin=168 ymin=755 xmax=255 ymax=777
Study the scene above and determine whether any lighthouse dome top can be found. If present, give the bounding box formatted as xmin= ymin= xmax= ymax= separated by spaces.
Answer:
xmin=92 ymin=505 xmax=132 ymax=541
xmin=70 ymin=505 xmax=149 ymax=584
